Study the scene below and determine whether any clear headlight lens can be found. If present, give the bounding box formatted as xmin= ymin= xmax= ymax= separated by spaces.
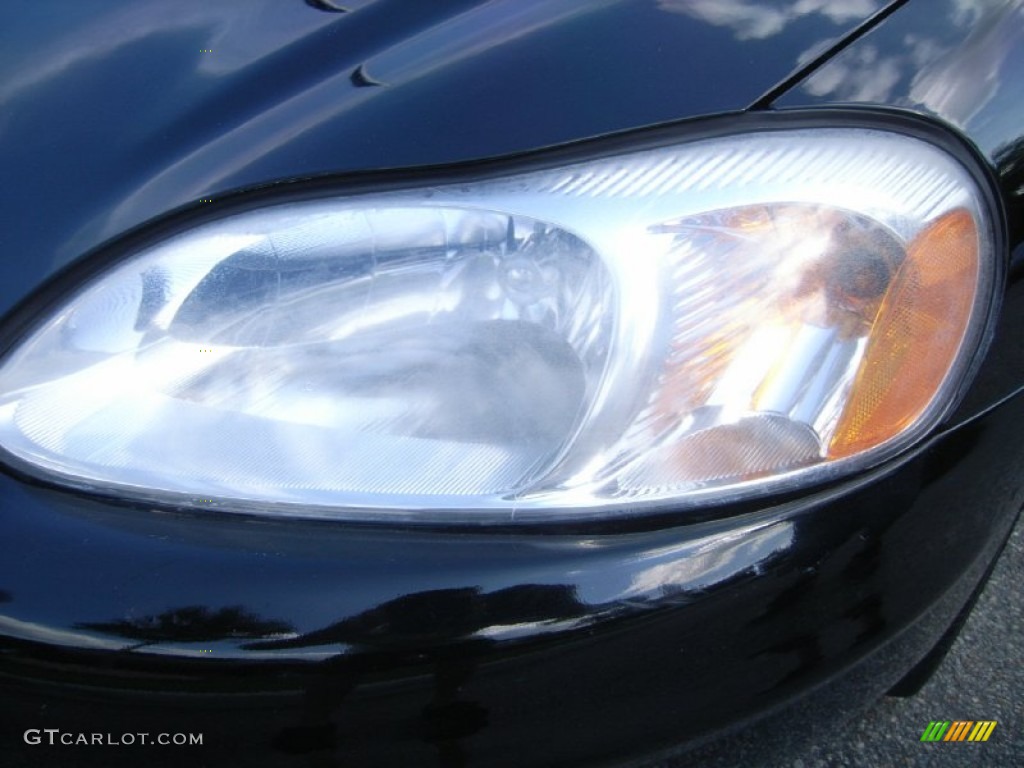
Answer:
xmin=0 ymin=126 xmax=996 ymax=522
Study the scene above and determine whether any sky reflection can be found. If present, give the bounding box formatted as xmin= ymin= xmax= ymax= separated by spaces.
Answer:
xmin=657 ymin=0 xmax=879 ymax=41
xmin=790 ymin=0 xmax=1024 ymax=149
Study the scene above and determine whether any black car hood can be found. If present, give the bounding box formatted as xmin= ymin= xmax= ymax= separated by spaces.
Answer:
xmin=0 ymin=0 xmax=886 ymax=315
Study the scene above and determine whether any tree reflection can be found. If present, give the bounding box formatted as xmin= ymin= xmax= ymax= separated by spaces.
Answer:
xmin=76 ymin=605 xmax=293 ymax=650
xmin=258 ymin=584 xmax=586 ymax=766
xmin=995 ymin=135 xmax=1024 ymax=247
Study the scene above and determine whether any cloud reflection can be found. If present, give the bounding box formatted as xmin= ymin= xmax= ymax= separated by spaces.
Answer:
xmin=657 ymin=0 xmax=879 ymax=41
xmin=907 ymin=6 xmax=1020 ymax=127
xmin=799 ymin=0 xmax=1024 ymax=133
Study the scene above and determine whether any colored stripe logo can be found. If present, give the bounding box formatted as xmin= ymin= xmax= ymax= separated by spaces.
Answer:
xmin=920 ymin=721 xmax=997 ymax=742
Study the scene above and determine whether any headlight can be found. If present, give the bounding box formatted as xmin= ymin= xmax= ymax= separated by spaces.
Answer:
xmin=0 ymin=117 xmax=998 ymax=523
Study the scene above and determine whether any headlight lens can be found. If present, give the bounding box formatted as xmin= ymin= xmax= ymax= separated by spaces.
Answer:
xmin=0 ymin=125 xmax=996 ymax=522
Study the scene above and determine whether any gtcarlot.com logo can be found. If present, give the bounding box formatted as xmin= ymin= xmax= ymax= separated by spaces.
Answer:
xmin=24 ymin=729 xmax=202 ymax=747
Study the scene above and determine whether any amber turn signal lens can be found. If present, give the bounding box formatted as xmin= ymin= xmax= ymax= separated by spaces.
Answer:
xmin=829 ymin=209 xmax=979 ymax=459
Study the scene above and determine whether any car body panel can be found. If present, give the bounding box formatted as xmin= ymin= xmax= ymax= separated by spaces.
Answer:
xmin=1 ymin=1 xmax=1023 ymax=766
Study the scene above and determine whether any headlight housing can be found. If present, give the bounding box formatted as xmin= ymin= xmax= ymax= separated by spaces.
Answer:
xmin=0 ymin=116 xmax=999 ymax=524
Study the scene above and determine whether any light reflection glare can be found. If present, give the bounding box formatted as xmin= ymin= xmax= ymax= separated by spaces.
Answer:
xmin=618 ymin=521 xmax=795 ymax=600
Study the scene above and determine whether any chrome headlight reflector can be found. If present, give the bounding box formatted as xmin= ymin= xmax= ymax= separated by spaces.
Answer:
xmin=0 ymin=123 xmax=997 ymax=523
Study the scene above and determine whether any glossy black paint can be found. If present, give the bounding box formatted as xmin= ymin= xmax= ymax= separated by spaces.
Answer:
xmin=2 ymin=0 xmax=1024 ymax=766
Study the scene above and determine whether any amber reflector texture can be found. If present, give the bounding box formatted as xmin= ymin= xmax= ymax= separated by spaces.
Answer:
xmin=829 ymin=210 xmax=979 ymax=458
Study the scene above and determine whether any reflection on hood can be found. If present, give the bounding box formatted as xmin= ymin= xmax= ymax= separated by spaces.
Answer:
xmin=798 ymin=0 xmax=1024 ymax=133
xmin=657 ymin=0 xmax=879 ymax=41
